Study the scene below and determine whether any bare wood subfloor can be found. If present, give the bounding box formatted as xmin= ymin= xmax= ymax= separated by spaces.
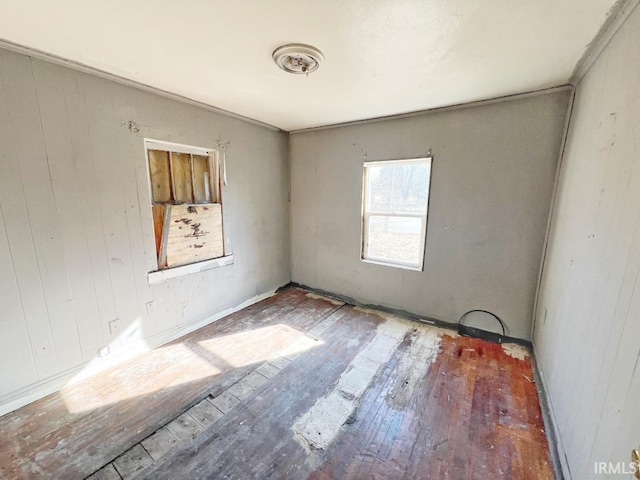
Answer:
xmin=0 ymin=288 xmax=554 ymax=479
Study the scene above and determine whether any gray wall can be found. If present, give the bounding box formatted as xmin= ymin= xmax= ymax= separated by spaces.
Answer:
xmin=534 ymin=4 xmax=640 ymax=479
xmin=290 ymin=91 xmax=570 ymax=340
xmin=0 ymin=48 xmax=290 ymax=414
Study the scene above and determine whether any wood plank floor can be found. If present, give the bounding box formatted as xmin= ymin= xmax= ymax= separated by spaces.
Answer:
xmin=0 ymin=288 xmax=554 ymax=479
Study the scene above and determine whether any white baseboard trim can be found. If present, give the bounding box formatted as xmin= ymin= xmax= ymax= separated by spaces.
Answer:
xmin=0 ymin=288 xmax=278 ymax=418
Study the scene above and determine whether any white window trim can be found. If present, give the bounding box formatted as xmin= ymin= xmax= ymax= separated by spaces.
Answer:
xmin=147 ymin=255 xmax=234 ymax=284
xmin=144 ymin=138 xmax=214 ymax=157
xmin=361 ymin=157 xmax=432 ymax=271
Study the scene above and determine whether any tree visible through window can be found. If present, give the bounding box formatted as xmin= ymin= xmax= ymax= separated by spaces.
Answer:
xmin=361 ymin=158 xmax=432 ymax=270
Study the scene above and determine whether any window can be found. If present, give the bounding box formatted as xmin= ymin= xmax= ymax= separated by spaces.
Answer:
xmin=361 ymin=158 xmax=432 ymax=270
xmin=145 ymin=139 xmax=226 ymax=272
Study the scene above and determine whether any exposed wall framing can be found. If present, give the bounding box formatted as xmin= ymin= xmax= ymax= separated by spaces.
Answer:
xmin=145 ymin=140 xmax=225 ymax=270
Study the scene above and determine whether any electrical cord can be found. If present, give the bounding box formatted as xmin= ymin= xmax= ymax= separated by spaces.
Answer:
xmin=458 ymin=309 xmax=506 ymax=337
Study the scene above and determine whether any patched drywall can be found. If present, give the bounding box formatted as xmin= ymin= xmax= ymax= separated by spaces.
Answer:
xmin=534 ymin=3 xmax=640 ymax=478
xmin=0 ymin=47 xmax=290 ymax=414
xmin=290 ymin=91 xmax=570 ymax=340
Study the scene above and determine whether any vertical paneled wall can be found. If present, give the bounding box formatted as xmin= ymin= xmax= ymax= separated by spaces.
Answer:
xmin=534 ymin=4 xmax=640 ymax=479
xmin=0 ymin=48 xmax=290 ymax=413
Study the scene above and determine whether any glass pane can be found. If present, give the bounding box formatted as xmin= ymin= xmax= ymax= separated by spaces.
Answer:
xmin=365 ymin=215 xmax=423 ymax=266
xmin=367 ymin=162 xmax=430 ymax=213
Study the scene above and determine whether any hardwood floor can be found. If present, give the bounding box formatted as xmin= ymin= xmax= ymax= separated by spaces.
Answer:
xmin=0 ymin=288 xmax=554 ymax=479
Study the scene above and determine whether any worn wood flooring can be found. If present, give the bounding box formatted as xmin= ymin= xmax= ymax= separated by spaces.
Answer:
xmin=0 ymin=287 xmax=554 ymax=479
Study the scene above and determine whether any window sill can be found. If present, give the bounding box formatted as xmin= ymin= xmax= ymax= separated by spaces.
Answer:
xmin=361 ymin=258 xmax=423 ymax=272
xmin=147 ymin=255 xmax=234 ymax=284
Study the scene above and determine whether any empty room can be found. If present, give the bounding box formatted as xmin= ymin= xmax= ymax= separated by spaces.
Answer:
xmin=0 ymin=1 xmax=639 ymax=479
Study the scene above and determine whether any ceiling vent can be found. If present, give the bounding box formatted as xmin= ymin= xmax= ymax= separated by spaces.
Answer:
xmin=272 ymin=44 xmax=324 ymax=75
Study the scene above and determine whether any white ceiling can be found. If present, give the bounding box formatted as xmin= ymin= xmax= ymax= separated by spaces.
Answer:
xmin=0 ymin=0 xmax=618 ymax=131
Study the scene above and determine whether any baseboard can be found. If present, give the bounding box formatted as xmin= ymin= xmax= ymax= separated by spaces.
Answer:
xmin=531 ymin=345 xmax=570 ymax=480
xmin=285 ymin=282 xmax=533 ymax=348
xmin=0 ymin=287 xmax=279 ymax=418
xmin=286 ymin=281 xmax=456 ymax=329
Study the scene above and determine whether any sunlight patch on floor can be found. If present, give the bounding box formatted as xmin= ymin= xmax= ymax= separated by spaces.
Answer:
xmin=198 ymin=324 xmax=323 ymax=368
xmin=61 ymin=342 xmax=220 ymax=413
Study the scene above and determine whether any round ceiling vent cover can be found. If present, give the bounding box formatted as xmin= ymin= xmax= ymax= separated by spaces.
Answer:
xmin=272 ymin=43 xmax=324 ymax=75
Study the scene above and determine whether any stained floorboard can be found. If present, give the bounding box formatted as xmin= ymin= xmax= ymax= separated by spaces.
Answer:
xmin=0 ymin=288 xmax=554 ymax=479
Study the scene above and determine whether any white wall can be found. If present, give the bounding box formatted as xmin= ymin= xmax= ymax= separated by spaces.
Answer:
xmin=289 ymin=91 xmax=570 ymax=340
xmin=0 ymin=48 xmax=290 ymax=414
xmin=534 ymin=4 xmax=640 ymax=479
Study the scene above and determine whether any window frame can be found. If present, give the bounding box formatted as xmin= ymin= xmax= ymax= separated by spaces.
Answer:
xmin=144 ymin=138 xmax=232 ymax=281
xmin=361 ymin=157 xmax=432 ymax=271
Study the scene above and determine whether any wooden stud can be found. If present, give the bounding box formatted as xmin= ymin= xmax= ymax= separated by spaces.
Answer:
xmin=210 ymin=152 xmax=220 ymax=204
xmin=151 ymin=204 xmax=166 ymax=263
xmin=157 ymin=205 xmax=171 ymax=269
xmin=147 ymin=150 xmax=171 ymax=203
xmin=170 ymin=152 xmax=193 ymax=203
xmin=192 ymin=154 xmax=211 ymax=204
